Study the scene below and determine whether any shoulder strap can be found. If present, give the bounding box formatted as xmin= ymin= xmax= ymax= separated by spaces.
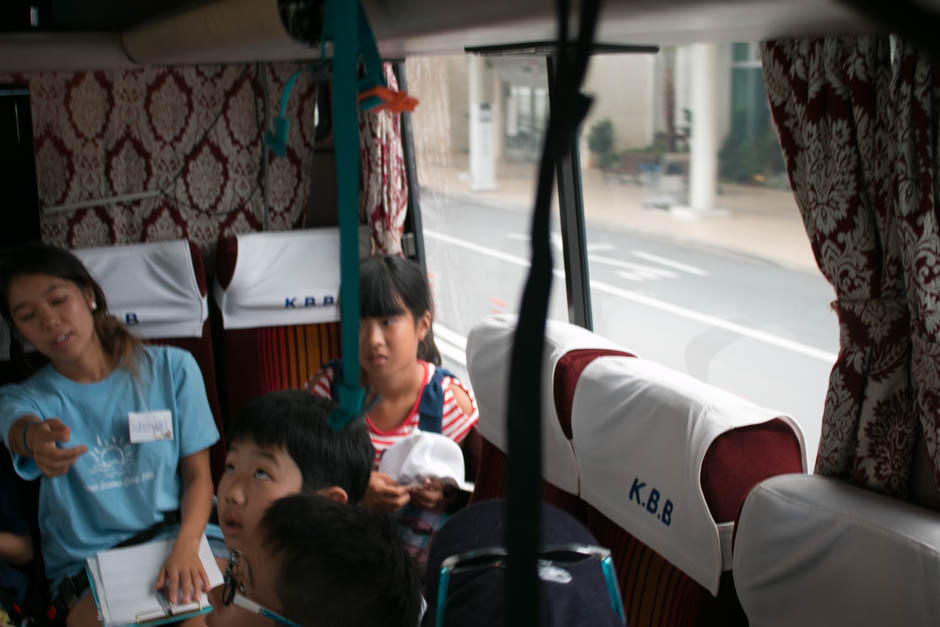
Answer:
xmin=416 ymin=364 xmax=447 ymax=434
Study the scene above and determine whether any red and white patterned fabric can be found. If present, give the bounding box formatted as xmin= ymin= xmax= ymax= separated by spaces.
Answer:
xmin=310 ymin=360 xmax=478 ymax=466
xmin=760 ymin=36 xmax=940 ymax=498
xmin=360 ymin=64 xmax=409 ymax=255
xmin=4 ymin=60 xmax=407 ymax=259
xmin=892 ymin=41 xmax=940 ymax=500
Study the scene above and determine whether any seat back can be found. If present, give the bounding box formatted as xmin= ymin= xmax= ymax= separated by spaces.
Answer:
xmin=570 ymin=355 xmax=805 ymax=626
xmin=73 ymin=240 xmax=227 ymax=483
xmin=213 ymin=228 xmax=366 ymax=420
xmin=733 ymin=474 xmax=940 ymax=627
xmin=465 ymin=314 xmax=631 ymax=516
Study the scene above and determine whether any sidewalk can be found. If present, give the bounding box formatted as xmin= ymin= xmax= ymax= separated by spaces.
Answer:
xmin=418 ymin=157 xmax=817 ymax=274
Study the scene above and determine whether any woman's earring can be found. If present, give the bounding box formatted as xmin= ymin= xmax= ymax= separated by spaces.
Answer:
xmin=91 ymin=301 xmax=98 ymax=312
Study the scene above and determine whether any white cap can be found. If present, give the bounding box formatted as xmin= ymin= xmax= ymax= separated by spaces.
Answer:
xmin=378 ymin=432 xmax=474 ymax=492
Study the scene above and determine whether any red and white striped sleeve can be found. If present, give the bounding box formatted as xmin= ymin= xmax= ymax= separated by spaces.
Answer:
xmin=305 ymin=364 xmax=335 ymax=400
xmin=440 ymin=374 xmax=479 ymax=444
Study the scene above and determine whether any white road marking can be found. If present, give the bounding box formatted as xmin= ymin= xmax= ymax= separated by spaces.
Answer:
xmin=428 ymin=229 xmax=530 ymax=268
xmin=424 ymin=228 xmax=837 ymax=363
xmin=509 ymin=232 xmax=612 ymax=254
xmin=632 ymin=251 xmax=709 ymax=276
xmin=434 ymin=324 xmax=468 ymax=350
xmin=617 ymin=270 xmax=669 ymax=283
xmin=512 ymin=233 xmax=693 ymax=282
xmin=591 ymin=254 xmax=678 ymax=279
xmin=588 ymin=279 xmax=838 ymax=362
xmin=436 ymin=336 xmax=467 ymax=367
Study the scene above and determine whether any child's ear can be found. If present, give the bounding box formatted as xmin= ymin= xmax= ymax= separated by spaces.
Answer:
xmin=417 ymin=310 xmax=431 ymax=341
xmin=318 ymin=486 xmax=349 ymax=505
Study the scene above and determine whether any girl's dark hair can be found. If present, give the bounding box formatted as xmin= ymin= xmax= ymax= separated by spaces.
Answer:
xmin=359 ymin=255 xmax=441 ymax=365
xmin=0 ymin=242 xmax=144 ymax=374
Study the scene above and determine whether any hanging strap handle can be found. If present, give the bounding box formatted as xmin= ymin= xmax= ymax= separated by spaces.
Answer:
xmin=504 ymin=0 xmax=601 ymax=624
xmin=320 ymin=0 xmax=389 ymax=431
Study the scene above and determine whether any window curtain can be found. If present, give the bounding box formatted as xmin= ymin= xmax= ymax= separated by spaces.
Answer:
xmin=1 ymin=63 xmax=319 ymax=258
xmin=761 ymin=36 xmax=940 ymax=498
xmin=893 ymin=41 xmax=940 ymax=496
xmin=359 ymin=62 xmax=408 ymax=255
xmin=4 ymin=60 xmax=410 ymax=259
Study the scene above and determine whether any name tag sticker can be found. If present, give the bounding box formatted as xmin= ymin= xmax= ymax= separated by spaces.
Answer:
xmin=129 ymin=410 xmax=174 ymax=444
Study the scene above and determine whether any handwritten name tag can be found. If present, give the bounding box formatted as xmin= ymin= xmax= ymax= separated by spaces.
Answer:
xmin=128 ymin=410 xmax=174 ymax=444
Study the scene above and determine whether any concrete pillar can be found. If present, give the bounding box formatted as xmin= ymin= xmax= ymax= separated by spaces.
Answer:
xmin=469 ymin=55 xmax=496 ymax=191
xmin=689 ymin=43 xmax=718 ymax=211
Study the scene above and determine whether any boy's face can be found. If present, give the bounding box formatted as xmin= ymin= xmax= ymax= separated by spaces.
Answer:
xmin=217 ymin=439 xmax=303 ymax=550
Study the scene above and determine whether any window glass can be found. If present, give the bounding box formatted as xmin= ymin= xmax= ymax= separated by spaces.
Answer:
xmin=405 ymin=56 xmax=566 ymax=382
xmin=577 ymin=47 xmax=837 ymax=463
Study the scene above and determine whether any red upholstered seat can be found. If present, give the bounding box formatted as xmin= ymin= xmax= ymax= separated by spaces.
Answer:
xmin=466 ymin=316 xmax=805 ymax=627
xmin=74 ymin=240 xmax=227 ymax=485
xmin=569 ymin=355 xmax=805 ymax=627
xmin=466 ymin=316 xmax=633 ymax=520
xmin=468 ymin=437 xmax=585 ymax=518
xmin=213 ymin=231 xmax=346 ymax=422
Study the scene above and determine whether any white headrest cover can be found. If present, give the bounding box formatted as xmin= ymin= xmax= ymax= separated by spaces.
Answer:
xmin=572 ymin=356 xmax=805 ymax=595
xmin=73 ymin=240 xmax=207 ymax=339
xmin=466 ymin=314 xmax=626 ymax=495
xmin=734 ymin=474 xmax=940 ymax=627
xmin=214 ymin=228 xmax=368 ymax=330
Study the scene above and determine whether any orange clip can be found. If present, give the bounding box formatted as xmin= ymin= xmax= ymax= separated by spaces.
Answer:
xmin=357 ymin=86 xmax=419 ymax=113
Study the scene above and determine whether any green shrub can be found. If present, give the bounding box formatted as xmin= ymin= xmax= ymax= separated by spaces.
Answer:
xmin=587 ymin=119 xmax=615 ymax=158
xmin=719 ymin=127 xmax=785 ymax=184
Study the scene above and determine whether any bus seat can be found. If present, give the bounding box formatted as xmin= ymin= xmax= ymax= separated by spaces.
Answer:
xmin=213 ymin=228 xmax=366 ymax=421
xmin=465 ymin=314 xmax=631 ymax=514
xmin=73 ymin=240 xmax=227 ymax=484
xmin=570 ymin=355 xmax=805 ymax=626
xmin=733 ymin=474 xmax=940 ymax=627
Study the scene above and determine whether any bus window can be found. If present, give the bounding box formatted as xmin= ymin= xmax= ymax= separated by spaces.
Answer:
xmin=577 ymin=46 xmax=837 ymax=462
xmin=405 ymin=55 xmax=568 ymax=382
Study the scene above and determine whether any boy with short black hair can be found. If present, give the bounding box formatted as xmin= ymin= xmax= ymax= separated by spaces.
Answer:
xmin=207 ymin=493 xmax=422 ymax=627
xmin=216 ymin=391 xmax=373 ymax=550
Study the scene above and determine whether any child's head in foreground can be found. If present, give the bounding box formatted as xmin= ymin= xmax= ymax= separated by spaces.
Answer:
xmin=208 ymin=493 xmax=422 ymax=627
xmin=216 ymin=391 xmax=373 ymax=549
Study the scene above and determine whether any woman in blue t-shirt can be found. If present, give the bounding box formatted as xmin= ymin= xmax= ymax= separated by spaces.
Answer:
xmin=0 ymin=243 xmax=219 ymax=627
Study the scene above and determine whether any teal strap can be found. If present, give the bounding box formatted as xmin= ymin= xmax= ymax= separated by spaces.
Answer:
xmin=265 ymin=64 xmax=332 ymax=157
xmin=266 ymin=0 xmax=387 ymax=430
xmin=355 ymin=3 xmax=387 ymax=111
xmin=322 ymin=0 xmax=385 ymax=430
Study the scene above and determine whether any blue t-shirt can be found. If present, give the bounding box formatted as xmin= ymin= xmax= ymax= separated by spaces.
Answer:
xmin=0 ymin=345 xmax=219 ymax=585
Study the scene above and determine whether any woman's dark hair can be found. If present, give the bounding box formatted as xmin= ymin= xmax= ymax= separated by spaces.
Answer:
xmin=0 ymin=242 xmax=144 ymax=374
xmin=359 ymin=255 xmax=441 ymax=365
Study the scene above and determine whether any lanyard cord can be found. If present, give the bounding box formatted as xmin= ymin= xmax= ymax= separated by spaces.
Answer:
xmin=505 ymin=0 xmax=601 ymax=624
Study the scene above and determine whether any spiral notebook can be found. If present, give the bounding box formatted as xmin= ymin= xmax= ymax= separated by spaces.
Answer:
xmin=85 ymin=534 xmax=224 ymax=626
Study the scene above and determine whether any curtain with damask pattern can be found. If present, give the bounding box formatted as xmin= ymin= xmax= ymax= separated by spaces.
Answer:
xmin=1 ymin=60 xmax=408 ymax=259
xmin=892 ymin=41 xmax=940 ymax=495
xmin=359 ymin=63 xmax=409 ymax=255
xmin=761 ymin=36 xmax=940 ymax=499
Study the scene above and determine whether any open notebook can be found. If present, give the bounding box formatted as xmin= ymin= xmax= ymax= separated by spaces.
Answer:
xmin=85 ymin=534 xmax=224 ymax=627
